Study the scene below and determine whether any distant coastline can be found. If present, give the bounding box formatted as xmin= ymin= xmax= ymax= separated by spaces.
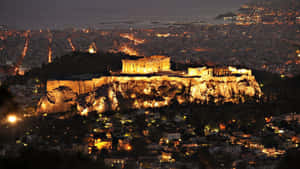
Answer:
xmin=2 ymin=7 xmax=239 ymax=30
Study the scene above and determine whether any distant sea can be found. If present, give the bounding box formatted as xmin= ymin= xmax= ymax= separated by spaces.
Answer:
xmin=5 ymin=7 xmax=239 ymax=30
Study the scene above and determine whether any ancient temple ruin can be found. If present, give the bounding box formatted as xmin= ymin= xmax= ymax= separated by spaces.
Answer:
xmin=38 ymin=55 xmax=262 ymax=114
xmin=121 ymin=55 xmax=171 ymax=74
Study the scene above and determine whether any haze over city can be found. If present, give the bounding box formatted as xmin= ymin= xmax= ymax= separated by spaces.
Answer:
xmin=1 ymin=0 xmax=245 ymax=29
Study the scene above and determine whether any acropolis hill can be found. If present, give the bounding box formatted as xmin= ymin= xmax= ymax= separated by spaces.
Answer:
xmin=38 ymin=56 xmax=262 ymax=114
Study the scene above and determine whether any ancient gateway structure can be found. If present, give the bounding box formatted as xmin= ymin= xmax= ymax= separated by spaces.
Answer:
xmin=38 ymin=56 xmax=262 ymax=114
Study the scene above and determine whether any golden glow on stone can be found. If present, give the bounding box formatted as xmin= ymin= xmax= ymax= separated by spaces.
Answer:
xmin=80 ymin=108 xmax=88 ymax=116
xmin=39 ymin=73 xmax=262 ymax=114
xmin=37 ymin=56 xmax=262 ymax=114
xmin=122 ymin=55 xmax=170 ymax=74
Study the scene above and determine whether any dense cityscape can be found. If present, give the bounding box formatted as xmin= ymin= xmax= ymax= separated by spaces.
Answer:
xmin=0 ymin=0 xmax=300 ymax=169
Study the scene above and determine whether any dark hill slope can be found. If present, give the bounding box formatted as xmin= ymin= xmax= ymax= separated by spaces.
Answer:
xmin=25 ymin=52 xmax=139 ymax=80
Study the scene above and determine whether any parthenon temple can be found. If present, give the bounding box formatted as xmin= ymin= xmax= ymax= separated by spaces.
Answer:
xmin=122 ymin=55 xmax=171 ymax=74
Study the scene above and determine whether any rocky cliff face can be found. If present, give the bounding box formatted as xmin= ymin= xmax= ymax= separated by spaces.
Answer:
xmin=37 ymin=75 xmax=262 ymax=114
xmin=38 ymin=86 xmax=78 ymax=113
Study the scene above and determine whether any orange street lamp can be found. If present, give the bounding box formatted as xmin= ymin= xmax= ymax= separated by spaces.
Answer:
xmin=7 ymin=115 xmax=17 ymax=124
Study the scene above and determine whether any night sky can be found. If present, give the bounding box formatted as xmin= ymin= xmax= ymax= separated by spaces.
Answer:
xmin=0 ymin=0 xmax=246 ymax=28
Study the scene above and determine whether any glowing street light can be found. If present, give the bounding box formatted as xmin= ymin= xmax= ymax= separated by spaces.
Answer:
xmin=88 ymin=47 xmax=96 ymax=54
xmin=126 ymin=145 xmax=132 ymax=151
xmin=7 ymin=115 xmax=17 ymax=124
xmin=88 ymin=42 xmax=97 ymax=54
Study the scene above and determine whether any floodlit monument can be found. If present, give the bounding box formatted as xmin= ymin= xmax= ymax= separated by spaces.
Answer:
xmin=122 ymin=55 xmax=171 ymax=74
xmin=38 ymin=55 xmax=262 ymax=114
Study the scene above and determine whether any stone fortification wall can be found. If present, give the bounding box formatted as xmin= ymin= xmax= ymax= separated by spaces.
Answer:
xmin=38 ymin=74 xmax=262 ymax=113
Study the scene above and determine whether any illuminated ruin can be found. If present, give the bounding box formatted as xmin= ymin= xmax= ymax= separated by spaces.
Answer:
xmin=38 ymin=56 xmax=262 ymax=114
xmin=122 ymin=55 xmax=171 ymax=74
xmin=188 ymin=66 xmax=252 ymax=77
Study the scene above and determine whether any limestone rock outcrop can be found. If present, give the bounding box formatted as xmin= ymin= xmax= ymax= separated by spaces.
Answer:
xmin=38 ymin=86 xmax=77 ymax=113
xmin=37 ymin=74 xmax=262 ymax=114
